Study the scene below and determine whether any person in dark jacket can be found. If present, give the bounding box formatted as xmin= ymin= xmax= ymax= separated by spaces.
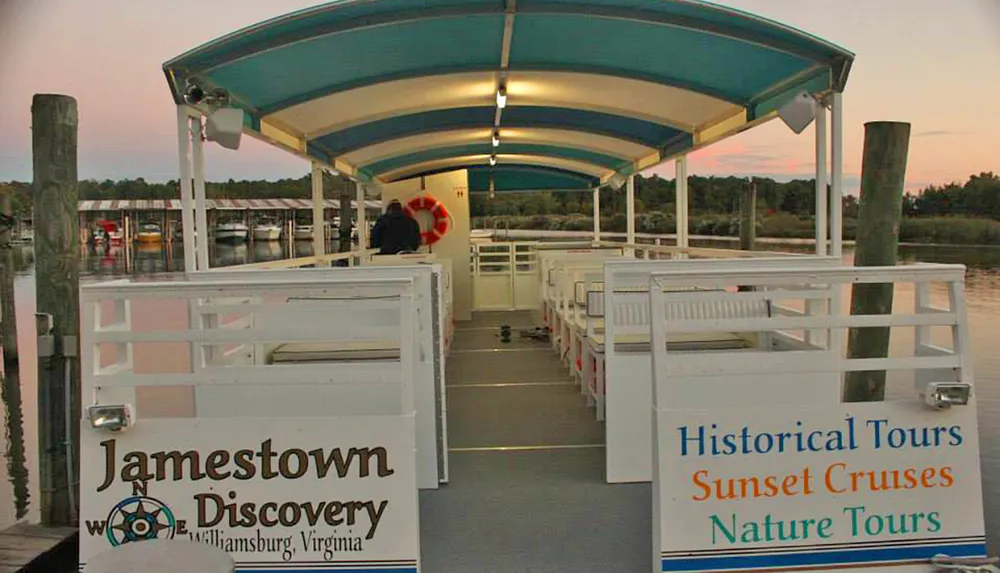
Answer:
xmin=371 ymin=200 xmax=421 ymax=255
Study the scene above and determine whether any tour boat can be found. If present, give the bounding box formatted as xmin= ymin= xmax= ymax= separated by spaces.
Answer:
xmin=75 ymin=5 xmax=997 ymax=573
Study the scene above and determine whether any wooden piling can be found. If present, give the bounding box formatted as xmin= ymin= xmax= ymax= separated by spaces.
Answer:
xmin=739 ymin=178 xmax=757 ymax=251
xmin=338 ymin=180 xmax=353 ymax=257
xmin=31 ymin=94 xmax=81 ymax=526
xmin=0 ymin=191 xmax=20 ymax=372
xmin=843 ymin=121 xmax=911 ymax=402
xmin=736 ymin=179 xmax=757 ymax=292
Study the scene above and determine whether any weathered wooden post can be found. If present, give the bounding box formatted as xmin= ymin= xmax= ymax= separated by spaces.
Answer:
xmin=0 ymin=191 xmax=20 ymax=373
xmin=736 ymin=178 xmax=758 ymax=292
xmin=31 ymin=94 xmax=81 ymax=525
xmin=739 ymin=178 xmax=757 ymax=251
xmin=336 ymin=176 xmax=353 ymax=263
xmin=0 ymin=188 xmax=29 ymax=519
xmin=843 ymin=121 xmax=911 ymax=402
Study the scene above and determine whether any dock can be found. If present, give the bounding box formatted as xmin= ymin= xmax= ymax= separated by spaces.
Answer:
xmin=420 ymin=311 xmax=648 ymax=572
xmin=0 ymin=524 xmax=76 ymax=573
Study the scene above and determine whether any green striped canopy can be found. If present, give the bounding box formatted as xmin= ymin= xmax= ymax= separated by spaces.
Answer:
xmin=164 ymin=0 xmax=853 ymax=192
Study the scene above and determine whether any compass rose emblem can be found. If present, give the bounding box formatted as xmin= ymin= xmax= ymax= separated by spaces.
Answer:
xmin=105 ymin=496 xmax=177 ymax=547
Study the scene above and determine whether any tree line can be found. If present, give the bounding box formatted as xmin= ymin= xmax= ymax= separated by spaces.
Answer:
xmin=1 ymin=171 xmax=996 ymax=221
xmin=470 ymin=171 xmax=1000 ymax=220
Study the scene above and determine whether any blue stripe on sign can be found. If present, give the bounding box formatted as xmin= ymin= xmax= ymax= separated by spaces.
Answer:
xmin=660 ymin=542 xmax=988 ymax=571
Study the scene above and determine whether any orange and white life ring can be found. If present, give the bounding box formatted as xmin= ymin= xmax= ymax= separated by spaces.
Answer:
xmin=404 ymin=194 xmax=451 ymax=246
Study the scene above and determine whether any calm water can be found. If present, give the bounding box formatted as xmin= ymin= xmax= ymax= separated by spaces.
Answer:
xmin=2 ymin=240 xmax=1000 ymax=553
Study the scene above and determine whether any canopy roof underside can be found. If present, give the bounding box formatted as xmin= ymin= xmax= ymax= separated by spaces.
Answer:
xmin=164 ymin=0 xmax=854 ymax=192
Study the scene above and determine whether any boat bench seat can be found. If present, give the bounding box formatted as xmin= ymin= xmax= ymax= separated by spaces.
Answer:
xmin=588 ymin=331 xmax=754 ymax=353
xmin=269 ymin=340 xmax=400 ymax=363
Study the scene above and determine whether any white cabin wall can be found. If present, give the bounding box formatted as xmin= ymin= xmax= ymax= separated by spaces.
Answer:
xmin=381 ymin=170 xmax=472 ymax=321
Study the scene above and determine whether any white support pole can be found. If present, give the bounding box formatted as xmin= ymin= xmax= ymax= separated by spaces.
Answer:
xmin=676 ymin=156 xmax=689 ymax=248
xmin=592 ymin=187 xmax=601 ymax=244
xmin=191 ymin=115 xmax=209 ymax=271
xmin=830 ymin=91 xmax=844 ymax=258
xmin=625 ymin=175 xmax=636 ymax=255
xmin=808 ymin=105 xmax=829 ymax=347
xmin=828 ymin=91 xmax=845 ymax=357
xmin=176 ymin=106 xmax=196 ymax=273
xmin=356 ymin=182 xmax=367 ymax=264
xmin=310 ymin=162 xmax=326 ymax=266
xmin=814 ymin=104 xmax=828 ymax=256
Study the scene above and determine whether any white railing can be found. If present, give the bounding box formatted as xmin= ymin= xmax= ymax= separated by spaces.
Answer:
xmin=649 ymin=264 xmax=970 ymax=384
xmin=473 ymin=239 xmax=804 ymax=312
xmin=595 ymin=238 xmax=807 ymax=260
xmin=650 ymin=263 xmax=984 ymax=573
xmin=222 ymin=247 xmax=380 ymax=270
xmin=598 ymin=256 xmax=842 ymax=484
xmin=82 ymin=277 xmax=415 ymax=398
xmin=79 ymin=275 xmax=423 ymax=571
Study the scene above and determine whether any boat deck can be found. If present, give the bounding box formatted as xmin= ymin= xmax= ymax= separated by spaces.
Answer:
xmin=419 ymin=311 xmax=650 ymax=573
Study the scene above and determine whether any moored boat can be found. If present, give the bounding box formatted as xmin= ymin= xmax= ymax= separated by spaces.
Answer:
xmin=252 ymin=221 xmax=282 ymax=241
xmin=92 ymin=220 xmax=123 ymax=246
xmin=135 ymin=222 xmax=162 ymax=243
xmin=294 ymin=224 xmax=314 ymax=241
xmin=215 ymin=221 xmax=249 ymax=242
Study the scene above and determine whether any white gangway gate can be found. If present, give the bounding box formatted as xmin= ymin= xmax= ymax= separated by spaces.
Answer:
xmin=649 ymin=264 xmax=987 ymax=573
xmin=78 ymin=276 xmax=424 ymax=573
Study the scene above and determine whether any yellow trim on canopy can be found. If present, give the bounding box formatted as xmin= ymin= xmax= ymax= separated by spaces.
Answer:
xmin=379 ymin=153 xmax=611 ymax=182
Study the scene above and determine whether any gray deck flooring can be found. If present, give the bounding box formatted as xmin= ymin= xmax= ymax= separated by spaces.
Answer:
xmin=419 ymin=311 xmax=651 ymax=573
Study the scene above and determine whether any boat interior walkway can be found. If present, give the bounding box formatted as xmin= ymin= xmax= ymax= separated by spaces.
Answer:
xmin=419 ymin=311 xmax=651 ymax=573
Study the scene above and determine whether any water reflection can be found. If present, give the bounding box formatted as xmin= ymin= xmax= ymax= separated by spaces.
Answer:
xmin=0 ymin=245 xmax=33 ymax=527
xmin=79 ymin=239 xmax=341 ymax=278
xmin=1 ymin=373 xmax=28 ymax=520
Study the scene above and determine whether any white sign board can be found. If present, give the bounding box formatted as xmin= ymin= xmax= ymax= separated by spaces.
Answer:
xmin=79 ymin=417 xmax=420 ymax=572
xmin=655 ymin=401 xmax=987 ymax=573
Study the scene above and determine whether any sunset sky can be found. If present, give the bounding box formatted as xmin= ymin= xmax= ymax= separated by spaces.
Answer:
xmin=0 ymin=0 xmax=997 ymax=194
